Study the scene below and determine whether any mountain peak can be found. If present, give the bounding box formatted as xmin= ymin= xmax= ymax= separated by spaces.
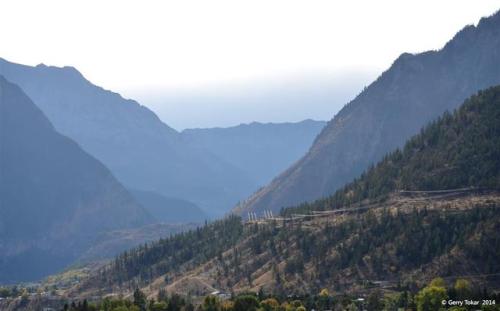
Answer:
xmin=35 ymin=62 xmax=86 ymax=80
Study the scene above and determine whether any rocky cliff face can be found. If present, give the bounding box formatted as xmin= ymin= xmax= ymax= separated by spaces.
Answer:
xmin=235 ymin=10 xmax=500 ymax=215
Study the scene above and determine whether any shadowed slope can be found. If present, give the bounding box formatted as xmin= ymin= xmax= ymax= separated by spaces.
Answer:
xmin=0 ymin=76 xmax=151 ymax=282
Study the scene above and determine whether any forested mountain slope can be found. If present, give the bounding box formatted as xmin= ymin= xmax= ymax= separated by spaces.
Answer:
xmin=235 ymin=10 xmax=500 ymax=216
xmin=74 ymin=86 xmax=500 ymax=298
xmin=286 ymin=85 xmax=500 ymax=215
xmin=0 ymin=76 xmax=151 ymax=282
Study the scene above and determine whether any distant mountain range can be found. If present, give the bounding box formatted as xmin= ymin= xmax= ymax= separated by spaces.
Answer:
xmin=0 ymin=59 xmax=255 ymax=216
xmin=235 ymin=10 xmax=500 ymax=216
xmin=0 ymin=76 xmax=151 ymax=282
xmin=181 ymin=120 xmax=326 ymax=186
xmin=0 ymin=59 xmax=326 ymax=217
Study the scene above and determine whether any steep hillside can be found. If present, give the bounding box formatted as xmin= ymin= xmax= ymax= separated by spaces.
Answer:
xmin=75 ymin=194 xmax=500 ymax=299
xmin=77 ymin=222 xmax=199 ymax=263
xmin=0 ymin=58 xmax=255 ymax=216
xmin=286 ymin=85 xmax=500 ymax=215
xmin=73 ymin=86 xmax=500 ymax=298
xmin=235 ymin=10 xmax=500 ymax=215
xmin=181 ymin=120 xmax=326 ymax=186
xmin=0 ymin=76 xmax=151 ymax=282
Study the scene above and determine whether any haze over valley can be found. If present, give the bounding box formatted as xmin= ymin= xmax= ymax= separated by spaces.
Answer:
xmin=1 ymin=2 xmax=500 ymax=311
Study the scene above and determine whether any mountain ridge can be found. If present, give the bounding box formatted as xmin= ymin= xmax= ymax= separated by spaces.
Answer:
xmin=235 ymin=9 xmax=500 ymax=216
xmin=0 ymin=58 xmax=256 ymax=216
xmin=181 ymin=119 xmax=326 ymax=186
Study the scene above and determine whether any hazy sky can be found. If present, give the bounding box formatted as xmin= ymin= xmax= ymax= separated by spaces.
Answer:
xmin=1 ymin=1 xmax=499 ymax=129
